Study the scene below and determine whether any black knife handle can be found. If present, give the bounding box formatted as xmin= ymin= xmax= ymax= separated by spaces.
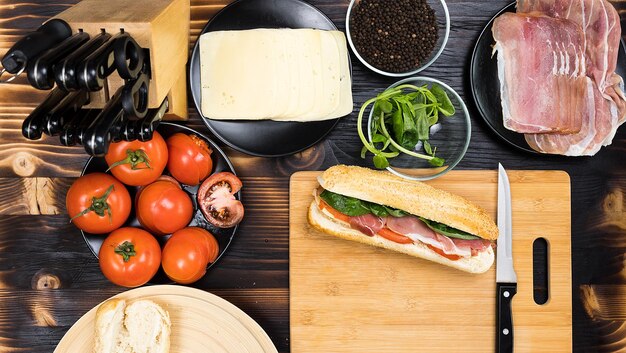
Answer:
xmin=77 ymin=32 xmax=127 ymax=92
xmin=54 ymin=32 xmax=112 ymax=91
xmin=22 ymin=87 xmax=69 ymax=139
xmin=27 ymin=31 xmax=90 ymax=90
xmin=1 ymin=19 xmax=71 ymax=75
xmin=496 ymin=283 xmax=517 ymax=353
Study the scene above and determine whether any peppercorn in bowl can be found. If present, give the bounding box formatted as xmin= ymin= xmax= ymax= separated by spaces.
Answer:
xmin=346 ymin=0 xmax=450 ymax=77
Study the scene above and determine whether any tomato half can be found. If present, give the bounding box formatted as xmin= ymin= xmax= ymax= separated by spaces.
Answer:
xmin=98 ymin=227 xmax=161 ymax=287
xmin=197 ymin=172 xmax=244 ymax=228
xmin=104 ymin=131 xmax=168 ymax=186
xmin=166 ymin=133 xmax=213 ymax=186
xmin=161 ymin=227 xmax=219 ymax=284
xmin=377 ymin=228 xmax=414 ymax=244
xmin=66 ymin=173 xmax=131 ymax=234
xmin=136 ymin=179 xmax=193 ymax=235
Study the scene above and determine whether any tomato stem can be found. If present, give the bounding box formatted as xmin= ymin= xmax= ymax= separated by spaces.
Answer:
xmin=69 ymin=184 xmax=115 ymax=224
xmin=114 ymin=241 xmax=136 ymax=262
xmin=106 ymin=149 xmax=152 ymax=172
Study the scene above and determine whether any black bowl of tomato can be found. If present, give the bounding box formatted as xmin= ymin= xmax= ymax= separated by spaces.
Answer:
xmin=78 ymin=122 xmax=241 ymax=285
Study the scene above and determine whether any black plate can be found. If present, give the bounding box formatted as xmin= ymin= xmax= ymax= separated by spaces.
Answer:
xmin=80 ymin=122 xmax=239 ymax=284
xmin=189 ymin=0 xmax=347 ymax=157
xmin=470 ymin=2 xmax=626 ymax=154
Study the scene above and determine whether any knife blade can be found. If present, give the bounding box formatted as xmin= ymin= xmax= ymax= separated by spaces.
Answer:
xmin=496 ymin=163 xmax=517 ymax=353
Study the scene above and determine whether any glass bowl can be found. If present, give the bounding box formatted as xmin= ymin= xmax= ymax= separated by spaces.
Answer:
xmin=366 ymin=77 xmax=470 ymax=180
xmin=346 ymin=0 xmax=450 ymax=77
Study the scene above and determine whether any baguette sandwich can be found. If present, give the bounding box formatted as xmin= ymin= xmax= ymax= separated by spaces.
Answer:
xmin=94 ymin=298 xmax=171 ymax=353
xmin=308 ymin=165 xmax=498 ymax=273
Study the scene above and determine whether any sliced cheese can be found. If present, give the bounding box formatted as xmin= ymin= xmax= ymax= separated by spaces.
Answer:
xmin=199 ymin=28 xmax=353 ymax=121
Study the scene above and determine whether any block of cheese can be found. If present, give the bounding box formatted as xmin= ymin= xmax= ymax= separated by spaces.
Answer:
xmin=199 ymin=28 xmax=353 ymax=121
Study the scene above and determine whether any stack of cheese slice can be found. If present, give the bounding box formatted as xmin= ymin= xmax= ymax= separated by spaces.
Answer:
xmin=199 ymin=28 xmax=353 ymax=121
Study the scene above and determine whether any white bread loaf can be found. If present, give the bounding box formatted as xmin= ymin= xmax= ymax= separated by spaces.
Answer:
xmin=94 ymin=299 xmax=171 ymax=353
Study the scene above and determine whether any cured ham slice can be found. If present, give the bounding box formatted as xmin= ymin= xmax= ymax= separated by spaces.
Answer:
xmin=385 ymin=216 xmax=489 ymax=258
xmin=492 ymin=13 xmax=588 ymax=134
xmin=505 ymin=0 xmax=626 ymax=155
xmin=349 ymin=214 xmax=385 ymax=237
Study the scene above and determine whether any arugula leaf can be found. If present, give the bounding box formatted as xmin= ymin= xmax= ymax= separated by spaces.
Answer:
xmin=428 ymin=157 xmax=445 ymax=167
xmin=391 ymin=108 xmax=403 ymax=143
xmin=423 ymin=140 xmax=433 ymax=156
xmin=431 ymin=84 xmax=455 ymax=116
xmin=319 ymin=191 xmax=408 ymax=218
xmin=416 ymin=111 xmax=430 ymax=141
xmin=373 ymin=154 xmax=389 ymax=169
xmin=401 ymin=109 xmax=418 ymax=149
xmin=378 ymin=99 xmax=393 ymax=114
xmin=419 ymin=217 xmax=480 ymax=240
xmin=320 ymin=190 xmax=370 ymax=216
xmin=384 ymin=206 xmax=407 ymax=217
xmin=368 ymin=203 xmax=389 ymax=217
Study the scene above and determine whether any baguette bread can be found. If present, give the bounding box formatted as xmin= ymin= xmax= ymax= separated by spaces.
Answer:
xmin=308 ymin=200 xmax=495 ymax=274
xmin=94 ymin=299 xmax=171 ymax=353
xmin=318 ymin=165 xmax=498 ymax=240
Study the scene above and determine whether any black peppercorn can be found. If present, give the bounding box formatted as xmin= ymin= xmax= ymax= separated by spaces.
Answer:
xmin=350 ymin=0 xmax=439 ymax=73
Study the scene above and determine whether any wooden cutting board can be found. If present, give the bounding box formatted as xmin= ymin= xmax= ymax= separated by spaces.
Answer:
xmin=289 ymin=170 xmax=572 ymax=353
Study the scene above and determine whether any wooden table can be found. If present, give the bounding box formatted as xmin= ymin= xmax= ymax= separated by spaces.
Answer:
xmin=0 ymin=0 xmax=625 ymax=351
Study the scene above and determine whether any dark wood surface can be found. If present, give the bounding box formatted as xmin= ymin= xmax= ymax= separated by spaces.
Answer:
xmin=0 ymin=0 xmax=625 ymax=352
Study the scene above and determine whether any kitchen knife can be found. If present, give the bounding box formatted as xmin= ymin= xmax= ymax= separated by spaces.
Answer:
xmin=496 ymin=163 xmax=517 ymax=353
xmin=54 ymin=32 xmax=112 ymax=91
xmin=27 ymin=31 xmax=91 ymax=90
xmin=44 ymin=89 xmax=91 ymax=136
xmin=0 ymin=19 xmax=72 ymax=83
xmin=22 ymin=87 xmax=70 ymax=139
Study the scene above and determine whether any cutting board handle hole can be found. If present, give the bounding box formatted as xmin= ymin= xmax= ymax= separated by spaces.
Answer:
xmin=533 ymin=237 xmax=549 ymax=305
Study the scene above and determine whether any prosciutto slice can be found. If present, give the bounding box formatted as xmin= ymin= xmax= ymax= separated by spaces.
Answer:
xmin=493 ymin=0 xmax=625 ymax=155
xmin=493 ymin=13 xmax=588 ymax=134
xmin=385 ymin=216 xmax=489 ymax=258
xmin=349 ymin=214 xmax=385 ymax=237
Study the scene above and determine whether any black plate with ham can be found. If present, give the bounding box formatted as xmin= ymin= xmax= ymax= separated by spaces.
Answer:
xmin=469 ymin=1 xmax=626 ymax=154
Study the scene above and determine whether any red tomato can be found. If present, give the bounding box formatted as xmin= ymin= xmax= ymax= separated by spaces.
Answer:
xmin=104 ymin=131 xmax=168 ymax=186
xmin=161 ymin=227 xmax=219 ymax=284
xmin=319 ymin=200 xmax=351 ymax=223
xmin=135 ymin=178 xmax=193 ymax=235
xmin=427 ymin=245 xmax=462 ymax=261
xmin=98 ymin=227 xmax=161 ymax=287
xmin=377 ymin=228 xmax=414 ymax=244
xmin=197 ymin=172 xmax=244 ymax=228
xmin=66 ymin=173 xmax=131 ymax=234
xmin=166 ymin=133 xmax=213 ymax=186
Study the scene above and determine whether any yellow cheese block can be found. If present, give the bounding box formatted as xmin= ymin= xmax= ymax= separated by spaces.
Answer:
xmin=199 ymin=28 xmax=353 ymax=121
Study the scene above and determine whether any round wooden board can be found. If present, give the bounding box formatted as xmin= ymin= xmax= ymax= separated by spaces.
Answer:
xmin=54 ymin=285 xmax=278 ymax=353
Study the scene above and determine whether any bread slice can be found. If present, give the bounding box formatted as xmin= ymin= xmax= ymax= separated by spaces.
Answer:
xmin=94 ymin=299 xmax=171 ymax=353
xmin=318 ymin=165 xmax=498 ymax=240
xmin=308 ymin=200 xmax=495 ymax=274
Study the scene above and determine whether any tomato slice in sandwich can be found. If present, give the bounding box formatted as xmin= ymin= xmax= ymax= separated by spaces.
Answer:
xmin=377 ymin=228 xmax=414 ymax=244
xmin=426 ymin=245 xmax=462 ymax=261
xmin=319 ymin=200 xmax=351 ymax=223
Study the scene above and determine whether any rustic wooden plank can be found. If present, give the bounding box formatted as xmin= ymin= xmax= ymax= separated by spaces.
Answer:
xmin=0 ymin=178 xmax=69 ymax=215
xmin=0 ymin=288 xmax=288 ymax=353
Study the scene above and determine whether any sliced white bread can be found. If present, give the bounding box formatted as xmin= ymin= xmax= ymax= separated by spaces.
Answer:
xmin=94 ymin=299 xmax=171 ymax=353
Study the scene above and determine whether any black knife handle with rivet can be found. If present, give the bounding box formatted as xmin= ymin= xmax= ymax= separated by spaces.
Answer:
xmin=496 ymin=282 xmax=517 ymax=353
xmin=27 ymin=31 xmax=90 ymax=90
xmin=1 ymin=19 xmax=72 ymax=78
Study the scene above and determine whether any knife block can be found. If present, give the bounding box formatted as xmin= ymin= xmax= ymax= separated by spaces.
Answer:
xmin=53 ymin=0 xmax=189 ymax=120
